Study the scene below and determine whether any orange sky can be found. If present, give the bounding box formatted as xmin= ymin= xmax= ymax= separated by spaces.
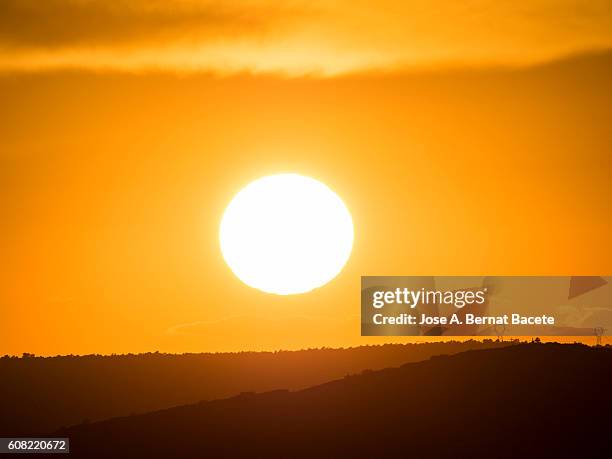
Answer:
xmin=1 ymin=1 xmax=612 ymax=74
xmin=1 ymin=1 xmax=611 ymax=355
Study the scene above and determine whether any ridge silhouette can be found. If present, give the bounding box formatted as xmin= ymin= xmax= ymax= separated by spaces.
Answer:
xmin=59 ymin=343 xmax=611 ymax=458
xmin=0 ymin=340 xmax=508 ymax=435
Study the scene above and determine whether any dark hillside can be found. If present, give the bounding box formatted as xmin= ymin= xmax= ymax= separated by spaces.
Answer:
xmin=0 ymin=340 xmax=508 ymax=434
xmin=62 ymin=343 xmax=612 ymax=458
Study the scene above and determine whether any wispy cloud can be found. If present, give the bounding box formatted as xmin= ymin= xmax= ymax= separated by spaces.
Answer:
xmin=166 ymin=313 xmax=359 ymax=336
xmin=165 ymin=313 xmax=362 ymax=352
xmin=1 ymin=1 xmax=611 ymax=74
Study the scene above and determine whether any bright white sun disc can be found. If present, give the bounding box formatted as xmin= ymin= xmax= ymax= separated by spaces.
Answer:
xmin=220 ymin=174 xmax=354 ymax=294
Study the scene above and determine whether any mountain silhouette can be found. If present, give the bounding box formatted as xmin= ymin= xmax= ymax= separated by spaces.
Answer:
xmin=60 ymin=343 xmax=611 ymax=458
xmin=0 ymin=340 xmax=508 ymax=435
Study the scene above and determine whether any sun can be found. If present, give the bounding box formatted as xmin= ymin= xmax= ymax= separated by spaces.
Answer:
xmin=220 ymin=173 xmax=354 ymax=295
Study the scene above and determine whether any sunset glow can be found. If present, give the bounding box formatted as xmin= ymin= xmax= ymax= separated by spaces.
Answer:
xmin=0 ymin=1 xmax=610 ymax=356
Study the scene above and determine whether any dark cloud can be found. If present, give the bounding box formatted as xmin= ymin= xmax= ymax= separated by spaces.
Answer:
xmin=0 ymin=0 xmax=299 ymax=49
